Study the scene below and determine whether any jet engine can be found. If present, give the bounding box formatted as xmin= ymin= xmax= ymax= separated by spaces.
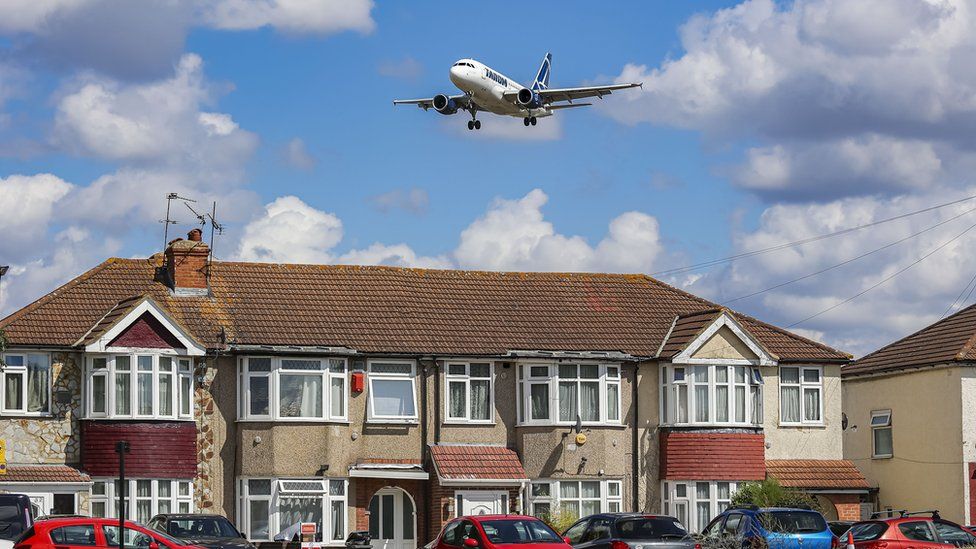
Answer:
xmin=517 ymin=88 xmax=543 ymax=109
xmin=432 ymin=94 xmax=458 ymax=115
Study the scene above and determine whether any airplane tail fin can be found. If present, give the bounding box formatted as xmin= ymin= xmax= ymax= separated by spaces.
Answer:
xmin=532 ymin=52 xmax=552 ymax=91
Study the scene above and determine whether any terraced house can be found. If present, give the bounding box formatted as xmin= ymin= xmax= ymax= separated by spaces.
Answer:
xmin=0 ymin=230 xmax=869 ymax=547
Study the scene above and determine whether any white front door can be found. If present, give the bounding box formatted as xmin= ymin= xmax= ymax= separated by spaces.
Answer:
xmin=369 ymin=488 xmax=416 ymax=549
xmin=457 ymin=492 xmax=506 ymax=516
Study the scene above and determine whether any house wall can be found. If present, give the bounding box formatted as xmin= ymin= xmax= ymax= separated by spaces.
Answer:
xmin=636 ymin=360 xmax=660 ymax=512
xmin=960 ymin=366 xmax=976 ymax=523
xmin=843 ymin=366 xmax=965 ymax=522
xmin=198 ymin=355 xmax=236 ymax=518
xmin=0 ymin=351 xmax=82 ymax=464
xmin=763 ymin=363 xmax=844 ymax=460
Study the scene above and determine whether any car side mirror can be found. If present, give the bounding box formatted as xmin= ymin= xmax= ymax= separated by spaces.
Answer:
xmin=563 ymin=537 xmax=572 ymax=545
xmin=464 ymin=538 xmax=479 ymax=547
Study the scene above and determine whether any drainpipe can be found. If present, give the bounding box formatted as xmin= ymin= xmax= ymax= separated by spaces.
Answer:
xmin=420 ymin=359 xmax=430 ymax=545
xmin=631 ymin=361 xmax=640 ymax=511
xmin=434 ymin=360 xmax=441 ymax=443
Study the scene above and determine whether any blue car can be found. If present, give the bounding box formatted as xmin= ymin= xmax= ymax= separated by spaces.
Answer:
xmin=701 ymin=506 xmax=835 ymax=549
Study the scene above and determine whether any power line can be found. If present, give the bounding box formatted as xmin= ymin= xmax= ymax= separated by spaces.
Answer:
xmin=787 ymin=219 xmax=976 ymax=328
xmin=723 ymin=206 xmax=976 ymax=305
xmin=651 ymin=193 xmax=976 ymax=277
xmin=939 ymin=267 xmax=976 ymax=319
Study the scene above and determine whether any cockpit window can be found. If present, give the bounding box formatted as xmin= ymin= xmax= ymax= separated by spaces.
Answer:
xmin=454 ymin=62 xmax=475 ymax=68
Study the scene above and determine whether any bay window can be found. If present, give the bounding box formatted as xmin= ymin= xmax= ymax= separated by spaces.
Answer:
xmin=238 ymin=357 xmax=347 ymax=421
xmin=238 ymin=478 xmax=347 ymax=544
xmin=527 ymin=480 xmax=622 ymax=519
xmin=90 ymin=478 xmax=193 ymax=522
xmin=662 ymin=480 xmax=737 ymax=532
xmin=779 ymin=366 xmax=822 ymax=425
xmin=445 ymin=362 xmax=493 ymax=422
xmin=517 ymin=364 xmax=621 ymax=425
xmin=85 ymin=354 xmax=193 ymax=420
xmin=367 ymin=361 xmax=417 ymax=422
xmin=660 ymin=365 xmax=762 ymax=426
xmin=1 ymin=353 xmax=51 ymax=415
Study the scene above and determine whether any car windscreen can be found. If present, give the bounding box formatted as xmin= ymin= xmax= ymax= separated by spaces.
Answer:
xmin=168 ymin=517 xmax=240 ymax=538
xmin=479 ymin=520 xmax=563 ymax=544
xmin=0 ymin=503 xmax=28 ymax=541
xmin=757 ymin=512 xmax=828 ymax=534
xmin=850 ymin=522 xmax=888 ymax=541
xmin=615 ymin=518 xmax=689 ymax=540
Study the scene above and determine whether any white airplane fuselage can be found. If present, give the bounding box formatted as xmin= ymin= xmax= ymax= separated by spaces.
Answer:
xmin=449 ymin=58 xmax=552 ymax=118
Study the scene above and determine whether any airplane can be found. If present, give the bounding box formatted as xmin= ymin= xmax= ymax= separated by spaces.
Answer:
xmin=393 ymin=53 xmax=642 ymax=130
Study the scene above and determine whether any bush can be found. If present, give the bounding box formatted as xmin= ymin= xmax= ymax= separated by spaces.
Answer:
xmin=730 ymin=479 xmax=822 ymax=512
xmin=538 ymin=506 xmax=579 ymax=535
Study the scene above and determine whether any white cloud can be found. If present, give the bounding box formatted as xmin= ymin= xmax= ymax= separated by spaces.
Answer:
xmin=235 ymin=189 xmax=666 ymax=275
xmin=369 ymin=187 xmax=429 ymax=215
xmin=602 ymin=0 xmax=976 ymax=199
xmin=685 ymin=188 xmax=976 ymax=356
xmin=52 ymin=53 xmax=257 ymax=170
xmin=201 ymin=0 xmax=375 ymax=34
xmin=447 ymin=116 xmax=562 ymax=141
xmin=0 ymin=0 xmax=92 ymax=33
xmin=377 ymin=56 xmax=423 ymax=81
xmin=0 ymin=174 xmax=73 ymax=260
xmin=236 ymin=196 xmax=344 ymax=264
xmin=281 ymin=138 xmax=317 ymax=170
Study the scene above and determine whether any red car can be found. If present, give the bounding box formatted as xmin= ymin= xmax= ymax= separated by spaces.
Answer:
xmin=14 ymin=517 xmax=201 ymax=549
xmin=431 ymin=515 xmax=570 ymax=549
xmin=849 ymin=513 xmax=976 ymax=549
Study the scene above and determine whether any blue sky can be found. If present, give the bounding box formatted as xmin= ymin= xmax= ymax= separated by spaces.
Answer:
xmin=3 ymin=0 xmax=976 ymax=356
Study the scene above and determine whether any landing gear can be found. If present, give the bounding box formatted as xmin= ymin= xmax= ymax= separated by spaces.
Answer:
xmin=468 ymin=120 xmax=474 ymax=130
xmin=475 ymin=120 xmax=481 ymax=130
xmin=530 ymin=116 xmax=537 ymax=126
xmin=467 ymin=116 xmax=482 ymax=131
xmin=523 ymin=117 xmax=530 ymax=126
xmin=523 ymin=116 xmax=538 ymax=126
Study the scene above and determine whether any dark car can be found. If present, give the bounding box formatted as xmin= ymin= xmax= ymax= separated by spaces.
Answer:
xmin=147 ymin=514 xmax=254 ymax=549
xmin=830 ymin=522 xmax=856 ymax=538
xmin=0 ymin=494 xmax=34 ymax=549
xmin=563 ymin=513 xmax=695 ymax=549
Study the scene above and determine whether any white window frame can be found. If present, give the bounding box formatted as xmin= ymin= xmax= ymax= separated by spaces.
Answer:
xmin=662 ymin=480 xmax=738 ymax=533
xmin=238 ymin=477 xmax=348 ymax=545
xmin=84 ymin=354 xmax=193 ymax=420
xmin=659 ymin=365 xmax=763 ymax=427
xmin=779 ymin=365 xmax=824 ymax=426
xmin=1 ymin=352 xmax=52 ymax=416
xmin=871 ymin=409 xmax=893 ymax=459
xmin=237 ymin=356 xmax=348 ymax=422
xmin=444 ymin=362 xmax=494 ymax=423
xmin=367 ymin=360 xmax=418 ymax=423
xmin=517 ymin=363 xmax=622 ymax=426
xmin=90 ymin=478 xmax=194 ymax=520
xmin=526 ymin=479 xmax=623 ymax=518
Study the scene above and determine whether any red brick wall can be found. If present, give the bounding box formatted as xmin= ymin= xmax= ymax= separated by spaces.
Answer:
xmin=165 ymin=242 xmax=209 ymax=290
xmin=824 ymin=493 xmax=861 ymax=521
xmin=659 ymin=430 xmax=765 ymax=480
xmin=108 ymin=312 xmax=185 ymax=349
xmin=80 ymin=420 xmax=197 ymax=478
xmin=354 ymin=478 xmax=426 ymax=539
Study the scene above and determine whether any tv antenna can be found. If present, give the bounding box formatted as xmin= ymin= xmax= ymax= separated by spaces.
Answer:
xmin=160 ymin=193 xmax=197 ymax=249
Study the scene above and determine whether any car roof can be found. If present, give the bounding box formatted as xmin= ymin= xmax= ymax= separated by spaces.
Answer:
xmin=153 ymin=514 xmax=226 ymax=519
xmin=34 ymin=517 xmax=147 ymax=528
xmin=463 ymin=515 xmax=540 ymax=522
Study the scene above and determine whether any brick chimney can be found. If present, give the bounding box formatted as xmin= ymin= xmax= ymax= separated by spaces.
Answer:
xmin=164 ymin=228 xmax=210 ymax=295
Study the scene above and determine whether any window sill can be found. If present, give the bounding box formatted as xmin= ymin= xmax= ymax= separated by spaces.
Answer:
xmin=83 ymin=416 xmax=195 ymax=422
xmin=515 ymin=422 xmax=626 ymax=429
xmin=444 ymin=420 xmax=496 ymax=426
xmin=236 ymin=418 xmax=351 ymax=424
xmin=366 ymin=419 xmax=419 ymax=425
xmin=872 ymin=454 xmax=893 ymax=460
xmin=660 ymin=422 xmax=762 ymax=429
xmin=1 ymin=412 xmax=53 ymax=418
xmin=777 ymin=422 xmax=826 ymax=429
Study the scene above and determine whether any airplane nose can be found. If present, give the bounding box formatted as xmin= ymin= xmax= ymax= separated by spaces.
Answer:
xmin=450 ymin=66 xmax=462 ymax=79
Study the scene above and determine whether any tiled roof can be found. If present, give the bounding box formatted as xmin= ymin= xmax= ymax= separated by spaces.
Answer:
xmin=0 ymin=258 xmax=848 ymax=361
xmin=0 ymin=464 xmax=91 ymax=483
xmin=658 ymin=309 xmax=723 ymax=358
xmin=430 ymin=444 xmax=527 ymax=481
xmin=766 ymin=460 xmax=870 ymax=490
xmin=846 ymin=304 xmax=976 ymax=377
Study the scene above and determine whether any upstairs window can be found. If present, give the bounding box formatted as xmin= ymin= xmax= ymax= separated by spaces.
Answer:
xmin=445 ymin=362 xmax=493 ymax=423
xmin=780 ymin=366 xmax=823 ymax=425
xmin=367 ymin=361 xmax=417 ymax=422
xmin=660 ymin=365 xmax=762 ymax=426
xmin=871 ymin=410 xmax=893 ymax=458
xmin=1 ymin=353 xmax=51 ymax=415
xmin=238 ymin=357 xmax=347 ymax=422
xmin=517 ymin=364 xmax=621 ymax=425
xmin=85 ymin=354 xmax=192 ymax=420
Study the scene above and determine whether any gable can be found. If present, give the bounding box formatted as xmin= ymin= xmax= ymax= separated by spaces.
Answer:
xmin=691 ymin=325 xmax=760 ymax=361
xmin=108 ymin=312 xmax=185 ymax=350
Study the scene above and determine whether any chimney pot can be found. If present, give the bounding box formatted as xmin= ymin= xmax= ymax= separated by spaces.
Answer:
xmin=187 ymin=228 xmax=203 ymax=242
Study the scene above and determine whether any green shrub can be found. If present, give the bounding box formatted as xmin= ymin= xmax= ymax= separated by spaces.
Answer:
xmin=730 ymin=479 xmax=822 ymax=512
xmin=538 ymin=505 xmax=580 ymax=535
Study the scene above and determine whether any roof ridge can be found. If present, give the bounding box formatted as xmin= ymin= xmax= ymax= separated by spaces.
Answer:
xmin=850 ymin=301 xmax=976 ymax=368
xmin=0 ymin=257 xmax=124 ymax=330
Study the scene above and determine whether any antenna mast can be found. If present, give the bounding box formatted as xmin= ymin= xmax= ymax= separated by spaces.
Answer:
xmin=160 ymin=193 xmax=197 ymax=249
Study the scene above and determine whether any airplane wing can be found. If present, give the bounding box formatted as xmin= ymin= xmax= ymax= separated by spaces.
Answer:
xmin=392 ymin=94 xmax=474 ymax=111
xmin=547 ymin=102 xmax=592 ymax=110
xmin=503 ymin=83 xmax=641 ymax=104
